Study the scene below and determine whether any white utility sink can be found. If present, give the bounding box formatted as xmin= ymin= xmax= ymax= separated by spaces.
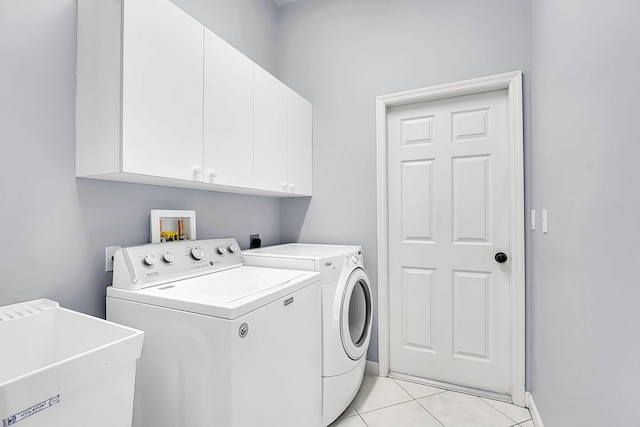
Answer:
xmin=0 ymin=299 xmax=143 ymax=427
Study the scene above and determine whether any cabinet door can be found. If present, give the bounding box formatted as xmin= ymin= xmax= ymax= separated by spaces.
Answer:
xmin=203 ymin=30 xmax=254 ymax=188
xmin=287 ymin=89 xmax=313 ymax=196
xmin=121 ymin=0 xmax=204 ymax=181
xmin=254 ymin=65 xmax=287 ymax=193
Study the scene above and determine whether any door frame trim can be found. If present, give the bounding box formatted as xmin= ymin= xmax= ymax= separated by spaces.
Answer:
xmin=375 ymin=71 xmax=525 ymax=405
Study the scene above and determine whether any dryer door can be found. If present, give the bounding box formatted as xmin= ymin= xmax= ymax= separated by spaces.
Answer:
xmin=340 ymin=268 xmax=373 ymax=360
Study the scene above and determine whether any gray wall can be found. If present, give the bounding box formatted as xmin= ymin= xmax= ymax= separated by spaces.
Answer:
xmin=0 ymin=0 xmax=281 ymax=318
xmin=173 ymin=0 xmax=279 ymax=75
xmin=277 ymin=0 xmax=529 ymax=362
xmin=7 ymin=1 xmax=635 ymax=423
xmin=529 ymin=1 xmax=640 ymax=425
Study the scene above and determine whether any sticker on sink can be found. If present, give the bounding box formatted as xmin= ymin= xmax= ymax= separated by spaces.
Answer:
xmin=3 ymin=395 xmax=60 ymax=426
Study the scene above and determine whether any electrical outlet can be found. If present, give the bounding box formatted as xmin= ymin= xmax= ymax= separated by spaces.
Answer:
xmin=250 ymin=234 xmax=261 ymax=249
xmin=105 ymin=246 xmax=121 ymax=272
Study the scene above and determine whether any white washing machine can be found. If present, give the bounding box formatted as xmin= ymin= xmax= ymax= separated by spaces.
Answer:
xmin=106 ymin=238 xmax=322 ymax=427
xmin=243 ymin=244 xmax=373 ymax=426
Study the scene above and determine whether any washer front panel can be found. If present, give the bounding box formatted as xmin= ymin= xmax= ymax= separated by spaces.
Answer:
xmin=340 ymin=268 xmax=373 ymax=360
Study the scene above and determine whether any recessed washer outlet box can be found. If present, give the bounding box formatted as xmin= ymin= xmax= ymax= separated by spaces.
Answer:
xmin=105 ymin=246 xmax=121 ymax=272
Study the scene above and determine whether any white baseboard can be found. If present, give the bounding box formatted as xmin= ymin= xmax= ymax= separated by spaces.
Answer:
xmin=365 ymin=360 xmax=379 ymax=375
xmin=525 ymin=391 xmax=544 ymax=427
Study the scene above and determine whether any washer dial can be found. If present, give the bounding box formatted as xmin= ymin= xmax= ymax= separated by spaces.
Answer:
xmin=190 ymin=247 xmax=204 ymax=260
xmin=163 ymin=251 xmax=175 ymax=263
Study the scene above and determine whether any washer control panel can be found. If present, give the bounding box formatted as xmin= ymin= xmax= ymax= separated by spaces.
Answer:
xmin=112 ymin=238 xmax=244 ymax=290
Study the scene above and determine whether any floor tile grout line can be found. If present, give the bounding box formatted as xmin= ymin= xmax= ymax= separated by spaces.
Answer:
xmin=413 ymin=392 xmax=448 ymax=427
xmin=353 ymin=397 xmax=415 ymax=415
xmin=414 ymin=390 xmax=529 ymax=427
xmin=348 ymin=376 xmax=531 ymax=427
xmin=391 ymin=378 xmax=522 ymax=427
xmin=412 ymin=389 xmax=449 ymax=427
xmin=390 ymin=376 xmax=448 ymax=401
xmin=470 ymin=394 xmax=524 ymax=426
xmin=357 ymin=397 xmax=447 ymax=427
xmin=479 ymin=396 xmax=532 ymax=424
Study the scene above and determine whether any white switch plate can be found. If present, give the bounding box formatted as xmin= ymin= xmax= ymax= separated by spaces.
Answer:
xmin=105 ymin=246 xmax=121 ymax=272
xmin=530 ymin=210 xmax=536 ymax=231
xmin=542 ymin=209 xmax=548 ymax=234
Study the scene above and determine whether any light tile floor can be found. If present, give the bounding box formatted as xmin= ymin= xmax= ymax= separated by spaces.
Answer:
xmin=330 ymin=375 xmax=532 ymax=427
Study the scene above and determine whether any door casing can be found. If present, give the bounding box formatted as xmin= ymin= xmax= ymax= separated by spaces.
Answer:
xmin=375 ymin=71 xmax=525 ymax=406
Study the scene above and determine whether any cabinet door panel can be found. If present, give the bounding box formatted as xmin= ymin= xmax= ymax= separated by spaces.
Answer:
xmin=203 ymin=30 xmax=254 ymax=188
xmin=287 ymin=89 xmax=312 ymax=196
xmin=122 ymin=0 xmax=204 ymax=181
xmin=254 ymin=66 xmax=287 ymax=193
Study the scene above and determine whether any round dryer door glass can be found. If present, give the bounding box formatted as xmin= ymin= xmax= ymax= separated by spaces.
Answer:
xmin=341 ymin=268 xmax=372 ymax=360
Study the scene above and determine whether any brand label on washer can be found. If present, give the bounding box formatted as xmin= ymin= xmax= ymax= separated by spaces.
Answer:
xmin=3 ymin=395 xmax=60 ymax=426
xmin=284 ymin=297 xmax=294 ymax=306
xmin=238 ymin=322 xmax=249 ymax=338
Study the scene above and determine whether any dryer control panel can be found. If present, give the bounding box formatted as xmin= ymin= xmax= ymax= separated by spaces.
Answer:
xmin=112 ymin=238 xmax=243 ymax=290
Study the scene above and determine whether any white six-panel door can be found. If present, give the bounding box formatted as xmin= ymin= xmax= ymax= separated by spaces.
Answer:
xmin=387 ymin=89 xmax=512 ymax=395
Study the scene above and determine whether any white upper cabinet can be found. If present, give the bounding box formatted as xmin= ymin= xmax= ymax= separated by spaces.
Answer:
xmin=287 ymin=89 xmax=313 ymax=196
xmin=121 ymin=0 xmax=204 ymax=181
xmin=254 ymin=66 xmax=313 ymax=196
xmin=76 ymin=0 xmax=204 ymax=182
xmin=254 ymin=66 xmax=288 ymax=193
xmin=203 ymin=29 xmax=254 ymax=188
xmin=76 ymin=0 xmax=311 ymax=197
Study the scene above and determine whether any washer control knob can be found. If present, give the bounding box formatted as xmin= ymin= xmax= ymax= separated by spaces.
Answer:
xmin=143 ymin=254 xmax=157 ymax=266
xmin=228 ymin=244 xmax=239 ymax=254
xmin=163 ymin=251 xmax=175 ymax=263
xmin=351 ymin=255 xmax=359 ymax=264
xmin=216 ymin=245 xmax=227 ymax=255
xmin=190 ymin=247 xmax=204 ymax=260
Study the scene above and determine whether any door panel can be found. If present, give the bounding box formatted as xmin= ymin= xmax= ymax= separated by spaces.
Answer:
xmin=401 ymin=267 xmax=434 ymax=352
xmin=452 ymin=270 xmax=490 ymax=360
xmin=401 ymin=116 xmax=433 ymax=145
xmin=388 ymin=89 xmax=510 ymax=394
xmin=452 ymin=108 xmax=490 ymax=141
xmin=401 ymin=160 xmax=434 ymax=242
xmin=452 ymin=155 xmax=490 ymax=243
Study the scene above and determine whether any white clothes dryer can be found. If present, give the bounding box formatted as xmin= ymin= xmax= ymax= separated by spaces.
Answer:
xmin=243 ymin=244 xmax=373 ymax=426
xmin=107 ymin=238 xmax=322 ymax=427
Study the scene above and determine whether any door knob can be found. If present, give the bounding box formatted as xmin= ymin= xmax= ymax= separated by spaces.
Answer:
xmin=495 ymin=252 xmax=508 ymax=263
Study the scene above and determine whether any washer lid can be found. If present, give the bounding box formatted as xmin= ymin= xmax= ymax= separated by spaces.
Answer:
xmin=244 ymin=243 xmax=359 ymax=259
xmin=107 ymin=266 xmax=320 ymax=320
